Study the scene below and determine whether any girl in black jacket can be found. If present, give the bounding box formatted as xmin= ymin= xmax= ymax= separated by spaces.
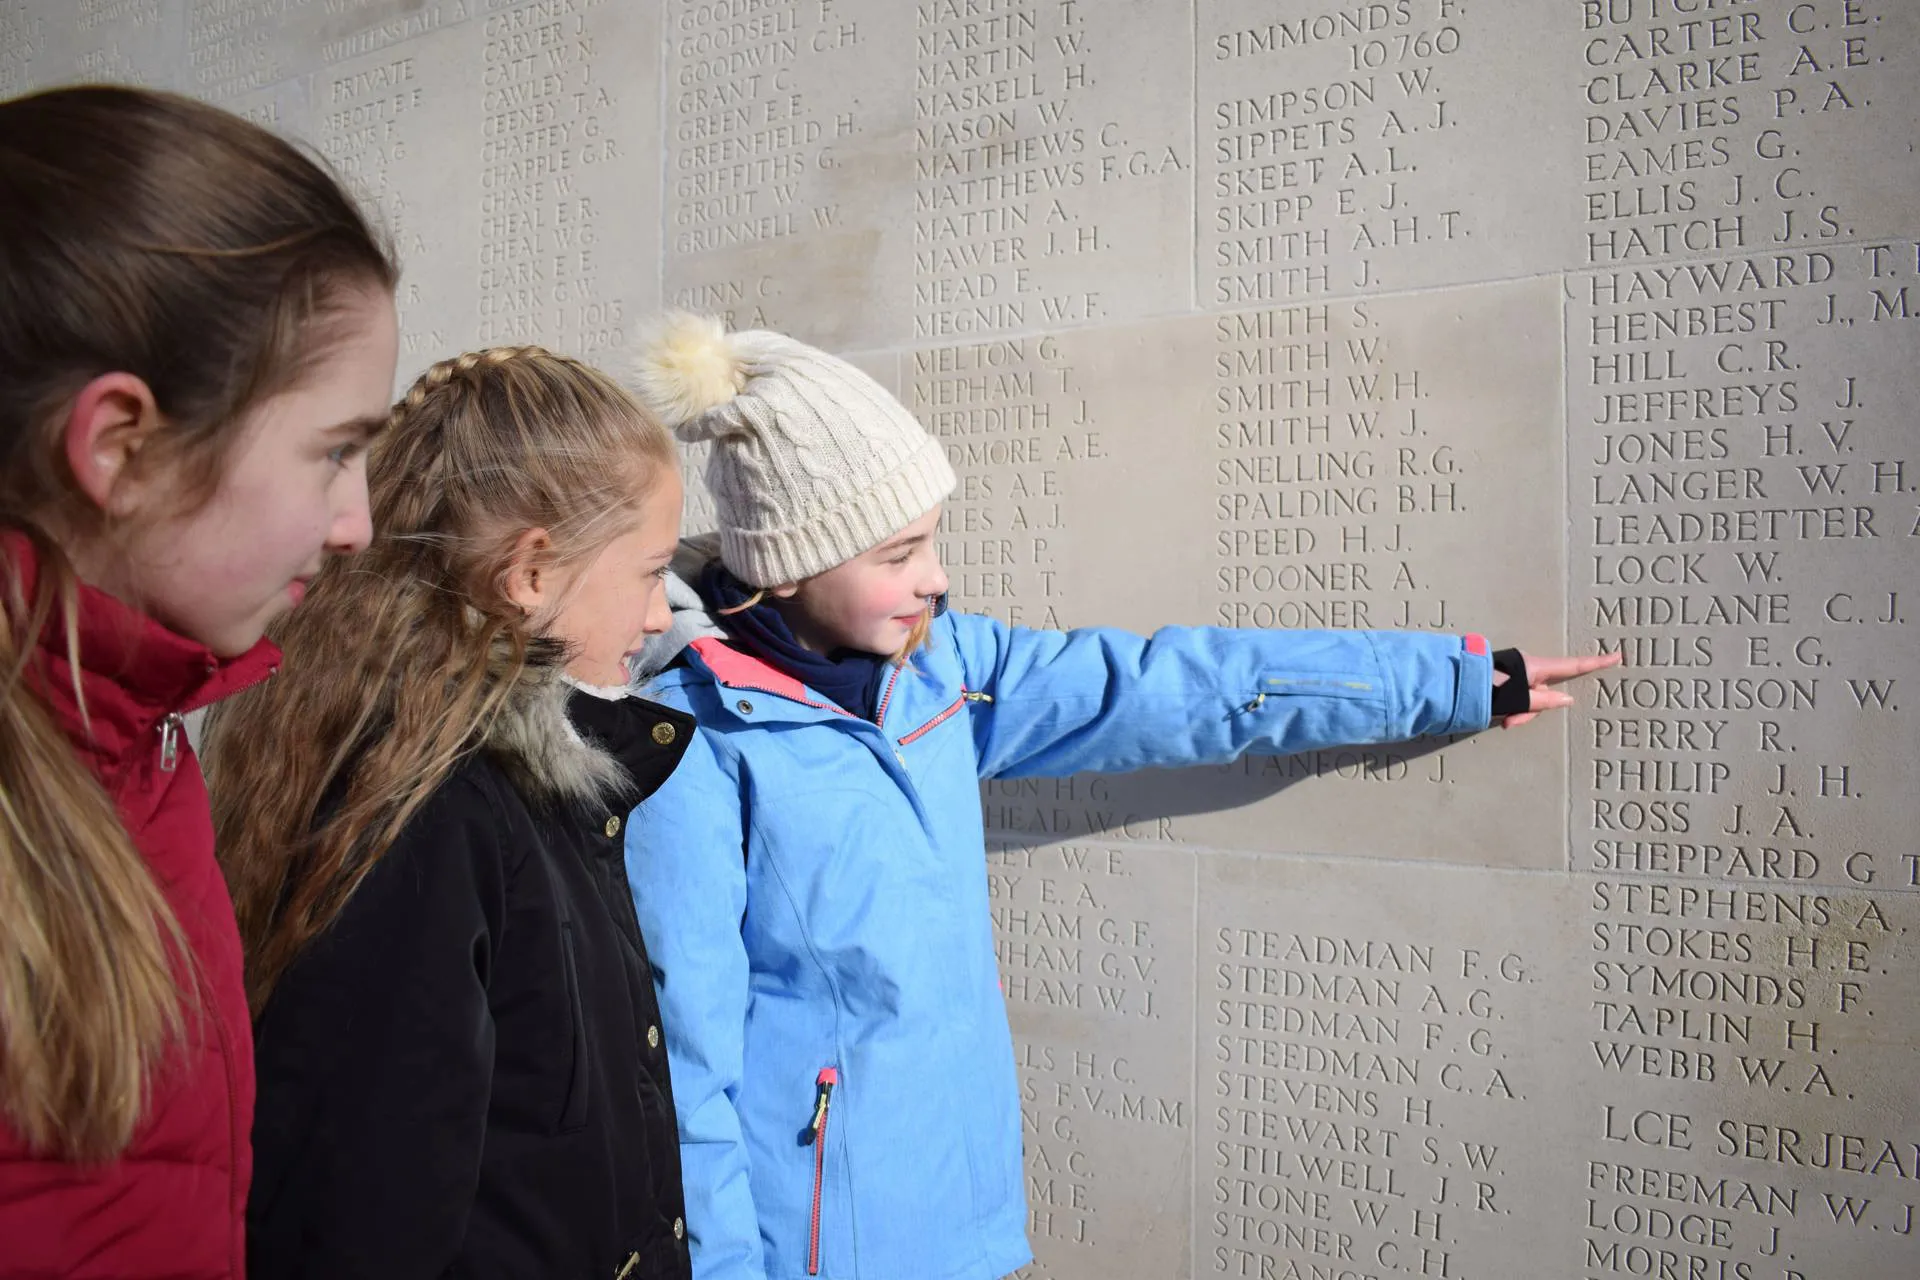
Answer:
xmin=205 ymin=346 xmax=692 ymax=1279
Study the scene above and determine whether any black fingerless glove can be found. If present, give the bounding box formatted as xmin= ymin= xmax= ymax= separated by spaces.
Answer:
xmin=1489 ymin=648 xmax=1530 ymax=718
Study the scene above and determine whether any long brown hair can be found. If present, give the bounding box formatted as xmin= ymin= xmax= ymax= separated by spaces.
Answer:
xmin=206 ymin=347 xmax=675 ymax=1013
xmin=0 ymin=85 xmax=396 ymax=1161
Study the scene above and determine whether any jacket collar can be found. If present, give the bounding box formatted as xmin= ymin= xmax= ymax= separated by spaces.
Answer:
xmin=478 ymin=655 xmax=693 ymax=807
xmin=683 ymin=636 xmax=928 ymax=735
xmin=563 ymin=689 xmax=695 ymax=804
xmin=688 ymin=637 xmax=857 ymax=717
xmin=8 ymin=532 xmax=280 ymax=774
xmin=694 ymin=561 xmax=894 ymax=721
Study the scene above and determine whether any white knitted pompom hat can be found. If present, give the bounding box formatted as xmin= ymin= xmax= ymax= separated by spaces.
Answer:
xmin=631 ymin=313 xmax=956 ymax=588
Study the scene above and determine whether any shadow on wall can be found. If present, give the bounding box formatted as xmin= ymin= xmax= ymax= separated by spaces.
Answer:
xmin=980 ymin=733 xmax=1455 ymax=854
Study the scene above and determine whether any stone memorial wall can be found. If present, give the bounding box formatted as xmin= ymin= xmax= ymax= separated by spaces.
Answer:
xmin=8 ymin=1 xmax=1917 ymax=1276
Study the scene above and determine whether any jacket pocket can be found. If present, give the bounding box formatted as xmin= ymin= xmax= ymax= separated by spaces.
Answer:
xmin=556 ymin=921 xmax=591 ymax=1133
xmin=800 ymin=1066 xmax=840 ymax=1276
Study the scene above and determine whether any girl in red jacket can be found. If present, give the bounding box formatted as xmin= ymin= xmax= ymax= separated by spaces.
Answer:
xmin=0 ymin=86 xmax=397 ymax=1278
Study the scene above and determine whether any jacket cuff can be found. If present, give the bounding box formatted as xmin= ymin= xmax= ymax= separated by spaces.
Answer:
xmin=1452 ymin=634 xmax=1494 ymax=734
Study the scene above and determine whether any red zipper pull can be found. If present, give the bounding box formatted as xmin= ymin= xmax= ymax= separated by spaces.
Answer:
xmin=802 ymin=1067 xmax=839 ymax=1144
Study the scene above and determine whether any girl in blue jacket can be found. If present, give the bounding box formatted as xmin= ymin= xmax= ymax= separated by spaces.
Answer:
xmin=623 ymin=314 xmax=1613 ymax=1280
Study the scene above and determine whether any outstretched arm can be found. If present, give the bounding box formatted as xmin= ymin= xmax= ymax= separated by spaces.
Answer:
xmin=947 ymin=613 xmax=1496 ymax=780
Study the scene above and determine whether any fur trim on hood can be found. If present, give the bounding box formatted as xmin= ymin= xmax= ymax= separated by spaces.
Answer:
xmin=482 ymin=641 xmax=631 ymax=807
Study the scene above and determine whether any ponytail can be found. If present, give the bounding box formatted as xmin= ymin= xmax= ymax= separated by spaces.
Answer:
xmin=0 ymin=531 xmax=191 ymax=1161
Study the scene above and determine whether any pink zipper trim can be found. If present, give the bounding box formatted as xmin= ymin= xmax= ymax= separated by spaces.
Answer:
xmin=873 ymin=665 xmax=902 ymax=728
xmin=898 ymin=696 xmax=965 ymax=746
xmin=805 ymin=1067 xmax=839 ymax=1276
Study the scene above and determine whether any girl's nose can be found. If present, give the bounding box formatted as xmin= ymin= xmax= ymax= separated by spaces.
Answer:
xmin=921 ymin=559 xmax=949 ymax=602
xmin=643 ymin=578 xmax=675 ymax=635
xmin=328 ymin=474 xmax=374 ymax=555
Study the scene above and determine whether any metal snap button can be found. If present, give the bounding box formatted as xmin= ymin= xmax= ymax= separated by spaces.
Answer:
xmin=603 ymin=815 xmax=621 ymax=838
xmin=651 ymin=721 xmax=677 ymax=745
xmin=647 ymin=1024 xmax=661 ymax=1049
xmin=736 ymin=699 xmax=753 ymax=714
xmin=673 ymin=1217 xmax=685 ymax=1241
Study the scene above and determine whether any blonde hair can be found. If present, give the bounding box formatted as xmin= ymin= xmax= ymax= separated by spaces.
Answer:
xmin=204 ymin=346 xmax=674 ymax=1013
xmin=896 ymin=608 xmax=934 ymax=665
xmin=0 ymin=86 xmax=394 ymax=1161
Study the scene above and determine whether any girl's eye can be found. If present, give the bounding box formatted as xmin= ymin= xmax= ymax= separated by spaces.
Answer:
xmin=651 ymin=565 xmax=672 ymax=580
xmin=886 ymin=553 xmax=912 ymax=566
xmin=327 ymin=442 xmax=362 ymax=467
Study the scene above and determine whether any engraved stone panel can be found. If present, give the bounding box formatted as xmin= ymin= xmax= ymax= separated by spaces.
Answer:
xmin=37 ymin=0 xmax=188 ymax=93
xmin=1574 ymin=0 xmax=1920 ymax=271
xmin=314 ymin=19 xmax=482 ymax=369
xmin=1574 ymin=870 xmax=1920 ymax=1279
xmin=0 ymin=2 xmax=50 ymax=97
xmin=188 ymin=0 xmax=469 ymax=106
xmin=1198 ymin=0 xmax=1580 ymax=306
xmin=663 ymin=0 xmax=1197 ymax=351
xmin=1198 ymin=857 xmax=1587 ymax=1280
xmin=1187 ymin=857 xmax=1920 ymax=1280
xmin=464 ymin=0 xmax=664 ymax=363
xmin=909 ymin=0 xmax=1193 ymax=339
xmin=1570 ymin=241 xmax=1920 ymax=895
xmin=663 ymin=0 xmax=915 ymax=350
xmin=190 ymin=1 xmax=663 ymax=383
xmin=11 ymin=2 xmax=1918 ymax=1278
xmin=995 ymin=836 xmax=1195 ymax=1278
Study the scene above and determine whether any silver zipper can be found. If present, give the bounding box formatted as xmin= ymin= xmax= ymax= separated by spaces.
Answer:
xmin=158 ymin=713 xmax=183 ymax=773
xmin=962 ymin=690 xmax=994 ymax=703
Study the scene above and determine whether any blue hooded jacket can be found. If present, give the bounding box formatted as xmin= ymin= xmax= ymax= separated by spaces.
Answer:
xmin=626 ymin=608 xmax=1493 ymax=1280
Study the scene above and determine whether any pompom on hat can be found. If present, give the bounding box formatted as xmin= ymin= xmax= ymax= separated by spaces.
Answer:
xmin=631 ymin=313 xmax=956 ymax=587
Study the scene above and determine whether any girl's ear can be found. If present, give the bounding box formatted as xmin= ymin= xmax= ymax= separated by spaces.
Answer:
xmin=503 ymin=527 xmax=555 ymax=616
xmin=768 ymin=582 xmax=801 ymax=600
xmin=63 ymin=372 xmax=165 ymax=515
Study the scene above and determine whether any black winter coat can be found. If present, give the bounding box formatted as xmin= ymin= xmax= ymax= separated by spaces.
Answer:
xmin=248 ymin=680 xmax=695 ymax=1280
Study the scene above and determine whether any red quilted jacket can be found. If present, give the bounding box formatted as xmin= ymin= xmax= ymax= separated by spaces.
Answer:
xmin=0 ymin=540 xmax=277 ymax=1279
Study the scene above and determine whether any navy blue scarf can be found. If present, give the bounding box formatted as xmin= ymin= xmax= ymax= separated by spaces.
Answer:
xmin=697 ymin=563 xmax=893 ymax=721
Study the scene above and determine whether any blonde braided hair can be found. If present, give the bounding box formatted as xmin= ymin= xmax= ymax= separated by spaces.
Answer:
xmin=206 ymin=345 xmax=676 ymax=1012
xmin=391 ymin=344 xmax=562 ymax=412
